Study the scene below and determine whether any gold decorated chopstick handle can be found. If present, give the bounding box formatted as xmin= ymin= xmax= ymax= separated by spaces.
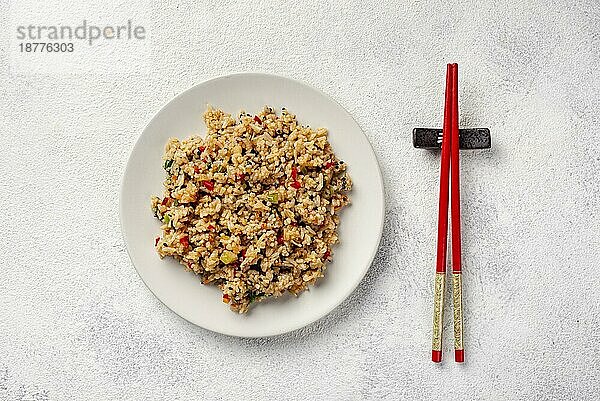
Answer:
xmin=452 ymin=272 xmax=464 ymax=362
xmin=432 ymin=272 xmax=445 ymax=362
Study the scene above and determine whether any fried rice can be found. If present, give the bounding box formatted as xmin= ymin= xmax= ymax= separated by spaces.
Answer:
xmin=151 ymin=106 xmax=352 ymax=313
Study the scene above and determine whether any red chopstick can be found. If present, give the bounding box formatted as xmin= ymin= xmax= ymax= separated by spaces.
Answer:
xmin=431 ymin=64 xmax=453 ymax=363
xmin=450 ymin=64 xmax=465 ymax=363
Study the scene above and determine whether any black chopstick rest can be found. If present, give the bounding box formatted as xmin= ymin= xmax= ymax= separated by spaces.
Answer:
xmin=413 ymin=128 xmax=491 ymax=150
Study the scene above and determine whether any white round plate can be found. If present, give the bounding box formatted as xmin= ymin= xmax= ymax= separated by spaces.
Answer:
xmin=120 ymin=73 xmax=384 ymax=337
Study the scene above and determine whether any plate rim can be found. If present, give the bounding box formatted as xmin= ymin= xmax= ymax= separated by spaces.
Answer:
xmin=119 ymin=72 xmax=385 ymax=337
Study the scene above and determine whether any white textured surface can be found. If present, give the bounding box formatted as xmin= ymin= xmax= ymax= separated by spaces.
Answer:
xmin=1 ymin=0 xmax=599 ymax=400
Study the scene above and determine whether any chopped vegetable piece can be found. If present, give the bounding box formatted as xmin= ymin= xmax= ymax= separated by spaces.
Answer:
xmin=199 ymin=146 xmax=206 ymax=153
xmin=161 ymin=197 xmax=170 ymax=206
xmin=155 ymin=237 xmax=160 ymax=246
xmin=163 ymin=159 xmax=173 ymax=170
xmin=207 ymin=224 xmax=215 ymax=230
xmin=253 ymin=115 xmax=262 ymax=124
xmin=222 ymin=294 xmax=230 ymax=303
xmin=163 ymin=214 xmax=170 ymax=224
xmin=194 ymin=166 xmax=200 ymax=174
xmin=277 ymin=235 xmax=284 ymax=245
xmin=179 ymin=236 xmax=189 ymax=248
xmin=291 ymin=181 xmax=301 ymax=189
xmin=241 ymin=249 xmax=246 ymax=258
xmin=202 ymin=180 xmax=214 ymax=191
xmin=324 ymin=161 xmax=334 ymax=169
xmin=249 ymin=292 xmax=263 ymax=303
xmin=220 ymin=250 xmax=237 ymax=264
xmin=323 ymin=250 xmax=331 ymax=260
xmin=236 ymin=173 xmax=245 ymax=181
xmin=266 ymin=192 xmax=279 ymax=203
xmin=291 ymin=166 xmax=298 ymax=180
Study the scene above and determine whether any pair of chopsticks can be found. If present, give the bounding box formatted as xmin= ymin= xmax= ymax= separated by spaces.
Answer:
xmin=431 ymin=63 xmax=464 ymax=363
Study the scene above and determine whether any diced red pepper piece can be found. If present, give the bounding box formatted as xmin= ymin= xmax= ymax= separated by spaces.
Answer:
xmin=291 ymin=166 xmax=298 ymax=180
xmin=277 ymin=235 xmax=284 ymax=245
xmin=222 ymin=294 xmax=230 ymax=303
xmin=323 ymin=250 xmax=331 ymax=260
xmin=161 ymin=197 xmax=170 ymax=206
xmin=236 ymin=173 xmax=245 ymax=181
xmin=324 ymin=161 xmax=334 ymax=169
xmin=207 ymin=224 xmax=215 ymax=230
xmin=199 ymin=146 xmax=206 ymax=153
xmin=179 ymin=235 xmax=189 ymax=248
xmin=291 ymin=181 xmax=301 ymax=189
xmin=194 ymin=166 xmax=200 ymax=174
xmin=155 ymin=237 xmax=160 ymax=246
xmin=202 ymin=180 xmax=214 ymax=191
xmin=241 ymin=249 xmax=246 ymax=258
xmin=253 ymin=115 xmax=262 ymax=124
